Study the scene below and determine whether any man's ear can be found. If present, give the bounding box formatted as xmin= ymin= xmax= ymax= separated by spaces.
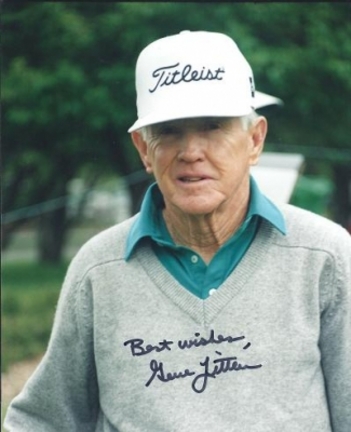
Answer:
xmin=249 ymin=116 xmax=267 ymax=166
xmin=131 ymin=131 xmax=153 ymax=174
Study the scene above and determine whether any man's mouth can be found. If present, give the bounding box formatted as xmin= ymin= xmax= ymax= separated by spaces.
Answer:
xmin=180 ymin=177 xmax=205 ymax=182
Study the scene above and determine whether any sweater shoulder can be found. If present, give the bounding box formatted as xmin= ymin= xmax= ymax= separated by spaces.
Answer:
xmin=277 ymin=204 xmax=350 ymax=253
xmin=80 ymin=214 xmax=137 ymax=260
xmin=65 ymin=215 xmax=138 ymax=282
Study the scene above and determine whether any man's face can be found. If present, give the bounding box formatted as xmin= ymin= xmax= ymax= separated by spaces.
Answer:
xmin=132 ymin=116 xmax=266 ymax=217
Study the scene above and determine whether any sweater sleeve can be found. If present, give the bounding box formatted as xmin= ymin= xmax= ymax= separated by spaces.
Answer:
xmin=3 ymin=257 xmax=99 ymax=432
xmin=319 ymin=228 xmax=351 ymax=432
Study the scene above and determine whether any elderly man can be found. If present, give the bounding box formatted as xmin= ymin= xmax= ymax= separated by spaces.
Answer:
xmin=5 ymin=31 xmax=351 ymax=432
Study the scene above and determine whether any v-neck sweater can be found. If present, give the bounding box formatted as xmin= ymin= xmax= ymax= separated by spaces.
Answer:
xmin=5 ymin=204 xmax=351 ymax=432
xmin=125 ymin=178 xmax=286 ymax=299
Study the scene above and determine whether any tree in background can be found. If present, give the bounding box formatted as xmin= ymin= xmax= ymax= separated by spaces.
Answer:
xmin=2 ymin=3 xmax=148 ymax=261
xmin=2 ymin=3 xmax=104 ymax=261
xmin=2 ymin=2 xmax=350 ymax=263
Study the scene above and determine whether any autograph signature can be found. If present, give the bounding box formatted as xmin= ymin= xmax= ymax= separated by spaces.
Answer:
xmin=123 ymin=330 xmax=262 ymax=393
xmin=145 ymin=351 xmax=262 ymax=393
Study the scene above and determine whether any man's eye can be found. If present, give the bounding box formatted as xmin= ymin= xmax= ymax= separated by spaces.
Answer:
xmin=162 ymin=127 xmax=178 ymax=134
xmin=156 ymin=126 xmax=181 ymax=135
xmin=201 ymin=121 xmax=221 ymax=131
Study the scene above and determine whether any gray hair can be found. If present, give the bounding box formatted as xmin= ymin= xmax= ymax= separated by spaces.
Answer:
xmin=240 ymin=111 xmax=259 ymax=131
xmin=140 ymin=126 xmax=152 ymax=142
xmin=139 ymin=111 xmax=259 ymax=142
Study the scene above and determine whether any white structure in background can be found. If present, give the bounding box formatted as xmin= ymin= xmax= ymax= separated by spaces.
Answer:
xmin=251 ymin=152 xmax=304 ymax=203
xmin=68 ymin=179 xmax=132 ymax=224
xmin=84 ymin=186 xmax=131 ymax=224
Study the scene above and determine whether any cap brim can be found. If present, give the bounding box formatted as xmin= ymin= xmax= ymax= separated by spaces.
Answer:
xmin=128 ymin=90 xmax=283 ymax=133
xmin=254 ymin=91 xmax=283 ymax=110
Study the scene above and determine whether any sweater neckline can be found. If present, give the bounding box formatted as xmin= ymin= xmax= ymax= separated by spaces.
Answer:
xmin=135 ymin=220 xmax=276 ymax=326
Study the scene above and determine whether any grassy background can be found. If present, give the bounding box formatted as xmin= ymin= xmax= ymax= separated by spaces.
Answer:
xmin=1 ymin=260 xmax=70 ymax=430
xmin=2 ymin=261 xmax=68 ymax=373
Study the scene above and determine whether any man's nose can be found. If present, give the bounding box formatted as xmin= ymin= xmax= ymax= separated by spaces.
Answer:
xmin=177 ymin=132 xmax=205 ymax=162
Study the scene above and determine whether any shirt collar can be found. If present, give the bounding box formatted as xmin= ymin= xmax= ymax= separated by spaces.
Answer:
xmin=125 ymin=184 xmax=165 ymax=259
xmin=247 ymin=175 xmax=286 ymax=234
xmin=125 ymin=176 xmax=286 ymax=260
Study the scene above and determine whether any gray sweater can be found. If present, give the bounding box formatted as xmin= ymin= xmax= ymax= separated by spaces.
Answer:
xmin=4 ymin=204 xmax=351 ymax=432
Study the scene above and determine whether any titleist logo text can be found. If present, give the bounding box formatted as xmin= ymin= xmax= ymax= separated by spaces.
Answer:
xmin=149 ymin=63 xmax=225 ymax=93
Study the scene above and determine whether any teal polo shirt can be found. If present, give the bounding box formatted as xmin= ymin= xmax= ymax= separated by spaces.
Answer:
xmin=125 ymin=177 xmax=286 ymax=299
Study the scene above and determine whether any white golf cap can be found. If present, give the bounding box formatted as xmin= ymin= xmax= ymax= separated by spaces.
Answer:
xmin=128 ymin=30 xmax=282 ymax=133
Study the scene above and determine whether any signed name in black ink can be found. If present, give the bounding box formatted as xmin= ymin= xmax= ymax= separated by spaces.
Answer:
xmin=145 ymin=351 xmax=262 ymax=394
xmin=149 ymin=63 xmax=225 ymax=93
xmin=191 ymin=353 xmax=262 ymax=394
xmin=145 ymin=360 xmax=195 ymax=387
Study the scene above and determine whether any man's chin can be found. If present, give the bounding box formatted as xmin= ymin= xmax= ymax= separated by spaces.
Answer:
xmin=170 ymin=197 xmax=222 ymax=217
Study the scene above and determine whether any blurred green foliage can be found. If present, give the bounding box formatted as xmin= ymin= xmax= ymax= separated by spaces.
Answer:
xmin=291 ymin=175 xmax=334 ymax=216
